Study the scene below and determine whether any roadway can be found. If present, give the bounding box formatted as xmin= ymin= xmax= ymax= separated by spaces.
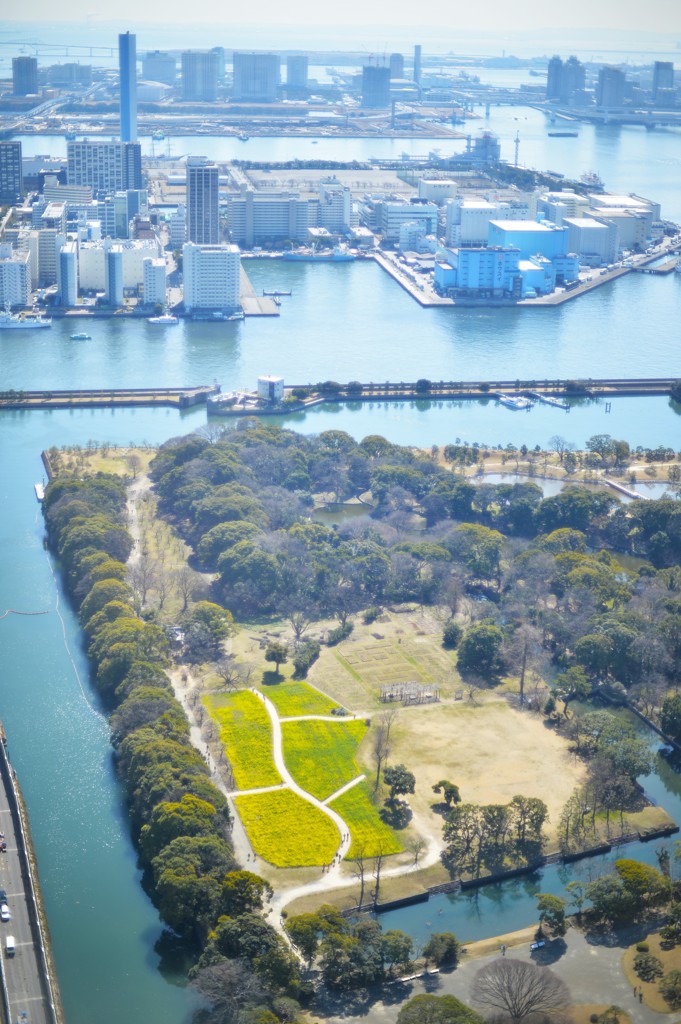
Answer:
xmin=0 ymin=740 xmax=57 ymax=1024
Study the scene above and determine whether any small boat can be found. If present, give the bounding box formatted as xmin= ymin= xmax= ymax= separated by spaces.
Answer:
xmin=238 ymin=133 xmax=250 ymax=141
xmin=496 ymin=394 xmax=533 ymax=410
xmin=580 ymin=170 xmax=604 ymax=190
xmin=70 ymin=332 xmax=91 ymax=340
xmin=34 ymin=483 xmax=45 ymax=502
xmin=152 ymin=131 xmax=165 ymax=141
xmin=147 ymin=313 xmax=179 ymax=325
xmin=548 ymin=130 xmax=578 ymax=137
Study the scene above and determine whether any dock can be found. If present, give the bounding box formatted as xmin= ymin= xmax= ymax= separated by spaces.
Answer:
xmin=240 ymin=268 xmax=280 ymax=317
xmin=0 ymin=386 xmax=219 ymax=411
xmin=632 ymin=257 xmax=679 ymax=275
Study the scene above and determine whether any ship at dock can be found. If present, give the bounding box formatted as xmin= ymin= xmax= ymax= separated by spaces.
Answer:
xmin=0 ymin=305 xmax=52 ymax=329
xmin=282 ymin=244 xmax=356 ymax=262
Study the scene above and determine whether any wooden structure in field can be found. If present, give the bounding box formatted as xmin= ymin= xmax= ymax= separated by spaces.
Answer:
xmin=380 ymin=682 xmax=440 ymax=705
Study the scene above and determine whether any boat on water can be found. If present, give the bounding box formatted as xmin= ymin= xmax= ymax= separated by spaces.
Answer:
xmin=152 ymin=131 xmax=165 ymax=141
xmin=64 ymin=128 xmax=77 ymax=140
xmin=34 ymin=482 xmax=45 ymax=502
xmin=548 ymin=130 xmax=578 ymax=137
xmin=528 ymin=392 xmax=569 ymax=410
xmin=0 ymin=305 xmax=52 ymax=330
xmin=282 ymin=244 xmax=356 ymax=263
xmin=580 ymin=170 xmax=604 ymax=190
xmin=147 ymin=313 xmax=179 ymax=325
xmin=238 ymin=133 xmax=250 ymax=141
xmin=70 ymin=332 xmax=92 ymax=340
xmin=496 ymin=394 xmax=533 ymax=410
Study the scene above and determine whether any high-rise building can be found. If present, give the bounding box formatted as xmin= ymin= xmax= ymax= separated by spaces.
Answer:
xmin=560 ymin=56 xmax=585 ymax=104
xmin=413 ymin=45 xmax=422 ymax=86
xmin=0 ymin=142 xmax=23 ymax=203
xmin=0 ymin=245 xmax=30 ymax=307
xmin=186 ymin=157 xmax=219 ymax=244
xmin=142 ymin=51 xmax=176 ymax=86
xmin=389 ymin=53 xmax=404 ymax=79
xmin=212 ymin=47 xmax=226 ymax=83
xmin=286 ymin=55 xmax=308 ymax=89
xmin=57 ymin=241 xmax=78 ymax=306
xmin=12 ymin=56 xmax=38 ymax=96
xmin=143 ymin=257 xmax=167 ymax=306
xmin=181 ymin=51 xmax=220 ymax=102
xmin=118 ymin=32 xmax=137 ymax=142
xmin=67 ymin=140 xmax=142 ymax=193
xmin=361 ymin=65 xmax=391 ymax=108
xmin=597 ymin=66 xmax=626 ymax=108
xmin=652 ymin=61 xmax=674 ymax=101
xmin=232 ymin=52 xmax=280 ymax=102
xmin=183 ymin=242 xmax=241 ymax=312
xmin=546 ymin=56 xmax=562 ymax=100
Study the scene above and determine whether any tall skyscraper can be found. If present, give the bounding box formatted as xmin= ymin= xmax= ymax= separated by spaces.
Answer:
xmin=286 ymin=55 xmax=308 ymax=89
xmin=181 ymin=51 xmax=220 ymax=102
xmin=67 ymin=140 xmax=142 ymax=193
xmin=389 ymin=53 xmax=404 ymax=79
xmin=118 ymin=32 xmax=137 ymax=142
xmin=652 ymin=61 xmax=674 ymax=101
xmin=413 ymin=45 xmax=422 ymax=86
xmin=546 ymin=56 xmax=562 ymax=100
xmin=361 ymin=65 xmax=391 ymax=108
xmin=186 ymin=157 xmax=219 ymax=244
xmin=12 ymin=56 xmax=38 ymax=96
xmin=0 ymin=142 xmax=23 ymax=203
xmin=597 ymin=67 xmax=626 ymax=108
xmin=232 ymin=53 xmax=280 ymax=102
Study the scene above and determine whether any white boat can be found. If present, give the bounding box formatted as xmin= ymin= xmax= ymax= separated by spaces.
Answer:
xmin=147 ymin=313 xmax=179 ymax=325
xmin=70 ymin=332 xmax=91 ymax=340
xmin=0 ymin=305 xmax=52 ymax=330
xmin=34 ymin=483 xmax=45 ymax=502
xmin=496 ymin=394 xmax=534 ymax=410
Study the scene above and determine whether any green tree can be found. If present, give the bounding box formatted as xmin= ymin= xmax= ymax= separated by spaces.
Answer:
xmin=432 ymin=780 xmax=461 ymax=808
xmin=554 ymin=666 xmax=591 ymax=716
xmin=265 ymin=641 xmax=288 ymax=674
xmin=457 ymin=623 xmax=505 ymax=679
xmin=139 ymin=793 xmax=219 ymax=863
xmin=660 ymin=969 xmax=681 ymax=1009
xmin=381 ymin=929 xmax=413 ymax=974
xmin=285 ymin=913 xmax=322 ymax=965
xmin=661 ymin=693 xmax=681 ymax=742
xmin=536 ymin=893 xmax=567 ymax=936
xmin=442 ymin=620 xmax=464 ymax=649
xmin=397 ymin=993 xmax=482 ymax=1024
xmin=422 ymin=932 xmax=461 ymax=967
xmin=222 ymin=871 xmax=274 ymax=916
xmin=384 ymin=764 xmax=416 ymax=801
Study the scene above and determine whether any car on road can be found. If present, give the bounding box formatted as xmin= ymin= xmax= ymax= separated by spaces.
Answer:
xmin=0 ymin=905 xmax=9 ymax=923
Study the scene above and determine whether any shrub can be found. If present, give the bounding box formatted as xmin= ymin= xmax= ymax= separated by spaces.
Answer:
xmin=293 ymin=640 xmax=321 ymax=678
xmin=442 ymin=620 xmax=463 ymax=649
xmin=636 ymin=941 xmax=649 ymax=953
xmin=660 ymin=969 xmax=681 ymax=1009
xmin=326 ymin=622 xmax=353 ymax=646
xmin=362 ymin=606 xmax=381 ymax=625
xmin=633 ymin=952 xmax=663 ymax=982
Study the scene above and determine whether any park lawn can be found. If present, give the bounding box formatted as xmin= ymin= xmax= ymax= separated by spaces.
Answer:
xmin=235 ymin=789 xmax=339 ymax=867
xmin=623 ymin=932 xmax=681 ymax=1012
xmin=264 ymin=681 xmax=339 ymax=718
xmin=329 ymin=781 xmax=403 ymax=858
xmin=281 ymin=719 xmax=367 ymax=800
xmin=204 ymin=691 xmax=281 ymax=790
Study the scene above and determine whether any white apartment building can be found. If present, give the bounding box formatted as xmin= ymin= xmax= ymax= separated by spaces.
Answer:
xmin=169 ymin=204 xmax=187 ymax=248
xmin=57 ymin=240 xmax=78 ymax=306
xmin=143 ymin=257 xmax=167 ymax=306
xmin=380 ymin=200 xmax=438 ymax=242
xmin=0 ymin=245 xmax=30 ymax=306
xmin=183 ymin=242 xmax=241 ymax=312
xmin=225 ymin=189 xmax=317 ymax=247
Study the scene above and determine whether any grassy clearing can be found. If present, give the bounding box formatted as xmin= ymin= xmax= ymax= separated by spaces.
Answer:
xmin=263 ymin=681 xmax=339 ymax=718
xmin=623 ymin=931 xmax=681 ymax=1012
xmin=281 ymin=719 xmax=367 ymax=800
xmin=235 ymin=789 xmax=339 ymax=867
xmin=329 ymin=781 xmax=403 ymax=858
xmin=204 ymin=691 xmax=281 ymax=790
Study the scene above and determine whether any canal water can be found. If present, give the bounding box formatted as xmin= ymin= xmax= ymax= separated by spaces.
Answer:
xmin=1 ymin=110 xmax=681 ymax=1021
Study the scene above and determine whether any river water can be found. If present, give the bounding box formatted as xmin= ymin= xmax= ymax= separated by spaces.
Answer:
xmin=2 ymin=110 xmax=681 ymax=1022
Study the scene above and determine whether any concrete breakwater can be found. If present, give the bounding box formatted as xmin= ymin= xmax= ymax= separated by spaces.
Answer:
xmin=0 ymin=385 xmax=219 ymax=411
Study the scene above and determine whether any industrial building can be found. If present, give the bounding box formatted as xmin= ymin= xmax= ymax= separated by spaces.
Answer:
xmin=487 ymin=220 xmax=570 ymax=260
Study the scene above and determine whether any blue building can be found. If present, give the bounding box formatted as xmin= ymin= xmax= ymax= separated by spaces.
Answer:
xmin=487 ymin=220 xmax=569 ymax=260
xmin=434 ymin=246 xmax=521 ymax=297
xmin=119 ymin=32 xmax=137 ymax=143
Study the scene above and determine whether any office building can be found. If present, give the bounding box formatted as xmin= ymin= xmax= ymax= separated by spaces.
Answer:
xmin=597 ymin=67 xmax=626 ymax=108
xmin=225 ymin=188 xmax=317 ymax=247
xmin=142 ymin=51 xmax=176 ymax=86
xmin=107 ymin=247 xmax=124 ymax=305
xmin=286 ymin=55 xmax=308 ymax=89
xmin=380 ymin=199 xmax=438 ymax=241
xmin=318 ymin=178 xmax=353 ymax=233
xmin=181 ymin=51 xmax=220 ymax=102
xmin=232 ymin=52 xmax=280 ymax=102
xmin=119 ymin=32 xmax=137 ymax=142
xmin=57 ymin=241 xmax=78 ymax=306
xmin=169 ymin=204 xmax=187 ymax=248
xmin=652 ymin=61 xmax=674 ymax=102
xmin=183 ymin=242 xmax=241 ymax=312
xmin=389 ymin=53 xmax=405 ymax=79
xmin=413 ymin=45 xmax=422 ymax=85
xmin=67 ymin=140 xmax=142 ymax=193
xmin=12 ymin=56 xmax=38 ymax=96
xmin=212 ymin=47 xmax=226 ymax=83
xmin=186 ymin=157 xmax=219 ymax=244
xmin=97 ymin=189 xmax=148 ymax=239
xmin=143 ymin=257 xmax=166 ymax=305
xmin=0 ymin=245 xmax=30 ymax=307
xmin=0 ymin=142 xmax=23 ymax=203
xmin=361 ymin=65 xmax=391 ymax=108
xmin=47 ymin=63 xmax=92 ymax=87
xmin=546 ymin=56 xmax=562 ymax=101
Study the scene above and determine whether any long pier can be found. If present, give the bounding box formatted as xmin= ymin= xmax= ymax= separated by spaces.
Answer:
xmin=0 ymin=385 xmax=219 ymax=411
xmin=286 ymin=377 xmax=680 ymax=400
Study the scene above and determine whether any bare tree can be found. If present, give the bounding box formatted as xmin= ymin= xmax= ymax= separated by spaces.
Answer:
xmin=286 ymin=608 xmax=316 ymax=644
xmin=372 ymin=708 xmax=397 ymax=792
xmin=125 ymin=452 xmax=142 ymax=479
xmin=352 ymin=841 xmax=368 ymax=909
xmin=213 ymin=656 xmax=251 ymax=691
xmin=128 ymin=557 xmax=158 ymax=611
xmin=371 ymin=841 xmax=387 ymax=908
xmin=175 ymin=565 xmax=201 ymax=613
xmin=408 ymin=836 xmax=427 ymax=867
xmin=472 ymin=959 xmax=570 ymax=1024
